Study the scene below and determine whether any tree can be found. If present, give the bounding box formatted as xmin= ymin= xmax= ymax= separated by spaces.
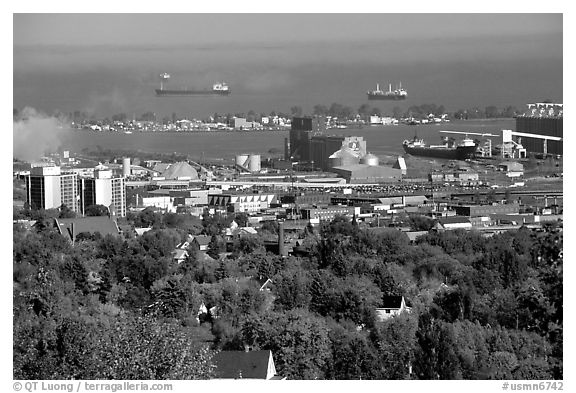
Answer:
xmin=273 ymin=268 xmax=312 ymax=311
xmin=231 ymin=235 xmax=265 ymax=258
xmin=290 ymin=106 xmax=303 ymax=117
xmin=140 ymin=111 xmax=156 ymax=122
xmin=85 ymin=204 xmax=109 ymax=217
xmin=373 ymin=313 xmax=418 ymax=379
xmin=111 ymin=113 xmax=127 ymax=122
xmin=409 ymin=214 xmax=435 ymax=231
xmin=326 ymin=323 xmax=381 ymax=379
xmin=357 ymin=104 xmax=372 ymax=119
xmin=58 ymin=204 xmax=76 ymax=219
xmin=239 ymin=309 xmax=331 ymax=379
xmin=233 ymin=212 xmax=249 ymax=228
xmin=485 ymin=106 xmax=499 ymax=118
xmin=313 ymin=105 xmax=328 ymax=116
xmin=135 ymin=207 xmax=162 ymax=228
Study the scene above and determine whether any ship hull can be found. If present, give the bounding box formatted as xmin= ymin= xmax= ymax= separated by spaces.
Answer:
xmin=367 ymin=94 xmax=406 ymax=101
xmin=155 ymin=89 xmax=230 ymax=96
xmin=403 ymin=144 xmax=477 ymax=160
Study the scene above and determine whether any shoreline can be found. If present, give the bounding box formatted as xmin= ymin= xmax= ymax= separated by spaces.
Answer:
xmin=64 ymin=118 xmax=516 ymax=135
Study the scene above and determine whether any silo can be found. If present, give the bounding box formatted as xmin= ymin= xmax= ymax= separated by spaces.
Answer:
xmin=328 ymin=147 xmax=360 ymax=168
xmin=360 ymin=153 xmax=379 ymax=166
xmin=328 ymin=149 xmax=343 ymax=168
xmin=235 ymin=154 xmax=250 ymax=170
xmin=328 ymin=155 xmax=343 ymax=169
xmin=248 ymin=154 xmax=261 ymax=173
xmin=339 ymin=148 xmax=360 ymax=167
xmin=122 ymin=157 xmax=131 ymax=177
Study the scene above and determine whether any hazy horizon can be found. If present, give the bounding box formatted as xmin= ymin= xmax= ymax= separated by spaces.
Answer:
xmin=13 ymin=13 xmax=563 ymax=119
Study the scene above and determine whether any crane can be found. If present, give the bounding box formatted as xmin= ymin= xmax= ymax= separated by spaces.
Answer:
xmin=439 ymin=130 xmax=500 ymax=157
xmin=439 ymin=130 xmax=500 ymax=138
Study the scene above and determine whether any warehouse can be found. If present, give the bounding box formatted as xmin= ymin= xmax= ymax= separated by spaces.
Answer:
xmin=330 ymin=164 xmax=403 ymax=183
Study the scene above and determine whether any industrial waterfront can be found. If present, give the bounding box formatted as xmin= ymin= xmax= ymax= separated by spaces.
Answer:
xmin=57 ymin=119 xmax=515 ymax=160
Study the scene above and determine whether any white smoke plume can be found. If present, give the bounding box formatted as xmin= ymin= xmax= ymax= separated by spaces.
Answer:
xmin=13 ymin=107 xmax=66 ymax=162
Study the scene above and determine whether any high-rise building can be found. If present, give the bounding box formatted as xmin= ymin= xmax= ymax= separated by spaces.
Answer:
xmin=80 ymin=165 xmax=126 ymax=217
xmin=60 ymin=172 xmax=80 ymax=213
xmin=25 ymin=164 xmax=126 ymax=217
xmin=26 ymin=166 xmax=62 ymax=210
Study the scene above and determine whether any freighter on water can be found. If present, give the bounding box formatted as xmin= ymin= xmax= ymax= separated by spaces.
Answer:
xmin=402 ymin=135 xmax=477 ymax=160
xmin=367 ymin=82 xmax=407 ymax=100
xmin=155 ymin=73 xmax=231 ymax=96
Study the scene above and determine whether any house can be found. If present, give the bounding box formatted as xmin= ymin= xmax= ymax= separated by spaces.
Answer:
xmin=212 ymin=350 xmax=284 ymax=380
xmin=172 ymin=249 xmax=189 ymax=264
xmin=176 ymin=241 xmax=190 ymax=250
xmin=134 ymin=227 xmax=153 ymax=236
xmin=375 ymin=296 xmax=411 ymax=322
xmin=405 ymin=231 xmax=428 ymax=243
xmin=256 ymin=277 xmax=273 ymax=291
xmin=224 ymin=226 xmax=258 ymax=239
xmin=54 ymin=216 xmax=120 ymax=243
xmin=192 ymin=235 xmax=211 ymax=251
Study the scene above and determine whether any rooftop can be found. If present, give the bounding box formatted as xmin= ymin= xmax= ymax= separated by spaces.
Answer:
xmin=212 ymin=350 xmax=273 ymax=379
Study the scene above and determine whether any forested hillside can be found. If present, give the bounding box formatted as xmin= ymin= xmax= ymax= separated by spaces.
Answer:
xmin=13 ymin=209 xmax=562 ymax=380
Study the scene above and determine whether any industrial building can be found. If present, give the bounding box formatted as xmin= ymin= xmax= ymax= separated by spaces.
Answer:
xmin=209 ymin=192 xmax=277 ymax=213
xmin=300 ymin=206 xmax=359 ymax=221
xmin=330 ymin=164 xmax=403 ymax=183
xmin=498 ymin=161 xmax=524 ymax=177
xmin=160 ymin=161 xmax=199 ymax=181
xmin=235 ymin=154 xmax=262 ymax=173
xmin=312 ymin=135 xmax=367 ymax=171
xmin=279 ymin=192 xmax=332 ymax=206
xmin=452 ymin=203 xmax=520 ymax=217
xmin=289 ymin=117 xmax=326 ymax=161
xmin=513 ymin=103 xmax=563 ymax=156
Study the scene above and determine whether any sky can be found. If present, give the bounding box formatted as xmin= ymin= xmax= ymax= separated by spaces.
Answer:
xmin=12 ymin=13 xmax=563 ymax=119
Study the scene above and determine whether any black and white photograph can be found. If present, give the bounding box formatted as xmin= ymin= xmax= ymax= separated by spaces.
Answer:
xmin=11 ymin=6 xmax=564 ymax=389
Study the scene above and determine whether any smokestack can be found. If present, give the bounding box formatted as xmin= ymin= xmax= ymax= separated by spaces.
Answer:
xmin=284 ymin=138 xmax=290 ymax=161
xmin=122 ymin=157 xmax=131 ymax=177
xmin=278 ymin=221 xmax=285 ymax=257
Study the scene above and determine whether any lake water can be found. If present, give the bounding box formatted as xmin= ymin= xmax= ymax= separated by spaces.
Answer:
xmin=57 ymin=119 xmax=515 ymax=162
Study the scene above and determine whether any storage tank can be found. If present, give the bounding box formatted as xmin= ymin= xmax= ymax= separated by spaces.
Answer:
xmin=328 ymin=155 xmax=343 ymax=169
xmin=235 ymin=154 xmax=250 ymax=169
xmin=328 ymin=147 xmax=359 ymax=168
xmin=340 ymin=148 xmax=360 ymax=167
xmin=360 ymin=153 xmax=379 ymax=166
xmin=122 ymin=157 xmax=131 ymax=177
xmin=248 ymin=154 xmax=261 ymax=173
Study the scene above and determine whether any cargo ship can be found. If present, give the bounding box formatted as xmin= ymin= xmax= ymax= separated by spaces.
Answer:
xmin=402 ymin=135 xmax=477 ymax=160
xmin=155 ymin=73 xmax=230 ymax=96
xmin=367 ymin=82 xmax=407 ymax=100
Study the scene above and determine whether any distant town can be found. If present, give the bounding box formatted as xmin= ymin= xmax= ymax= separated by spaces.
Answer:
xmin=21 ymin=102 xmax=529 ymax=134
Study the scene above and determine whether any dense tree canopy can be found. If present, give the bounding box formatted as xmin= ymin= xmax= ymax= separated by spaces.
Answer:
xmin=13 ymin=208 xmax=562 ymax=380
